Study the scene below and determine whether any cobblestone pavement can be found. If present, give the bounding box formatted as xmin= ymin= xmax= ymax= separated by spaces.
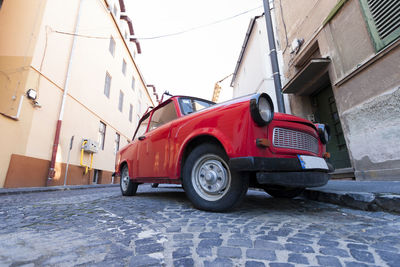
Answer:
xmin=1 ymin=185 xmax=400 ymax=267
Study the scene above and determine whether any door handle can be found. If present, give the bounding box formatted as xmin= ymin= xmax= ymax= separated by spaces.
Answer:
xmin=138 ymin=136 xmax=146 ymax=141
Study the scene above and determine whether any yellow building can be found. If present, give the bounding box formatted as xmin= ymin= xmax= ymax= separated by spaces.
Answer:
xmin=0 ymin=0 xmax=154 ymax=188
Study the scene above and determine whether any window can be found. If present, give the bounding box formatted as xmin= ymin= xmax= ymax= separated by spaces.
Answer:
xmin=109 ymin=36 xmax=115 ymax=56
xmin=129 ymin=104 xmax=133 ymax=122
xmin=131 ymin=76 xmax=135 ymax=91
xmin=113 ymin=4 xmax=118 ymax=16
xmin=360 ymin=0 xmax=400 ymax=51
xmin=179 ymin=98 xmax=215 ymax=115
xmin=104 ymin=72 xmax=111 ymax=98
xmin=137 ymin=100 xmax=142 ymax=116
xmin=114 ymin=133 xmax=120 ymax=154
xmin=122 ymin=59 xmax=126 ymax=75
xmin=134 ymin=114 xmax=150 ymax=139
xmin=93 ymin=169 xmax=101 ymax=184
xmin=118 ymin=90 xmax=124 ymax=112
xmin=98 ymin=122 xmax=106 ymax=150
xmin=148 ymin=101 xmax=178 ymax=131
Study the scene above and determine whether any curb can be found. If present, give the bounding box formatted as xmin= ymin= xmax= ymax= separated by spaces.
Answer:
xmin=304 ymin=189 xmax=400 ymax=214
xmin=0 ymin=184 xmax=119 ymax=196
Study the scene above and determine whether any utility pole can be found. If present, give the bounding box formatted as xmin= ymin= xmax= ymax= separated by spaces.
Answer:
xmin=262 ymin=0 xmax=286 ymax=113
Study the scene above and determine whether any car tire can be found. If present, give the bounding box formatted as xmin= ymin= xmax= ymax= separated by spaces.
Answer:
xmin=182 ymin=144 xmax=249 ymax=212
xmin=264 ymin=187 xmax=304 ymax=198
xmin=120 ymin=164 xmax=138 ymax=196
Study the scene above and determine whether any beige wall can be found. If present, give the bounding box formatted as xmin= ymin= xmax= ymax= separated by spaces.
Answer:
xmin=275 ymin=0 xmax=337 ymax=79
xmin=0 ymin=0 xmax=153 ymax=187
xmin=0 ymin=0 xmax=48 ymax=187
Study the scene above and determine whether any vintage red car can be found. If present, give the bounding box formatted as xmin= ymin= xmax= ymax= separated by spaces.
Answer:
xmin=115 ymin=93 xmax=333 ymax=211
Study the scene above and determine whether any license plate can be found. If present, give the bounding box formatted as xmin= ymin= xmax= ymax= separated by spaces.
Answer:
xmin=297 ymin=155 xmax=329 ymax=170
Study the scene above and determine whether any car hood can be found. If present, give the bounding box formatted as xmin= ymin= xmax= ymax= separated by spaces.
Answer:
xmin=273 ymin=113 xmax=316 ymax=129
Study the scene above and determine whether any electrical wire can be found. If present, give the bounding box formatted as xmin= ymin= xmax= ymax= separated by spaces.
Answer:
xmin=53 ymin=5 xmax=263 ymax=41
xmin=135 ymin=6 xmax=263 ymax=40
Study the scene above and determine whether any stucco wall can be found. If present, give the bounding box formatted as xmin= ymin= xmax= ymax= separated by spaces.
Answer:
xmin=338 ymin=47 xmax=400 ymax=180
xmin=274 ymin=0 xmax=400 ymax=180
xmin=0 ymin=0 xmax=153 ymax=187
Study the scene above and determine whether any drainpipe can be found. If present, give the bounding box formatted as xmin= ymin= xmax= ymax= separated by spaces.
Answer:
xmin=263 ymin=0 xmax=286 ymax=113
xmin=47 ymin=0 xmax=83 ymax=185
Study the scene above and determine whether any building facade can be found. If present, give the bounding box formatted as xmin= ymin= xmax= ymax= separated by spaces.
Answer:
xmin=230 ymin=14 xmax=291 ymax=114
xmin=0 ymin=0 xmax=153 ymax=188
xmin=274 ymin=0 xmax=400 ymax=180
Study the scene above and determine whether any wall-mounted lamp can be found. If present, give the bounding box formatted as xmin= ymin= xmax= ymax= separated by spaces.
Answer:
xmin=26 ymin=89 xmax=37 ymax=100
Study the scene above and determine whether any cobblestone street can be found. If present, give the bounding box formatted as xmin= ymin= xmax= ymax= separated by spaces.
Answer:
xmin=1 ymin=185 xmax=400 ymax=267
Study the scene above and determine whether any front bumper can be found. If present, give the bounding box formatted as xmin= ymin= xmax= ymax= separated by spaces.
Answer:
xmin=229 ymin=157 xmax=334 ymax=188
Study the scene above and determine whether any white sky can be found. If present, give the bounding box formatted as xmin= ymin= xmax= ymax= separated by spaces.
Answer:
xmin=126 ymin=0 xmax=264 ymax=101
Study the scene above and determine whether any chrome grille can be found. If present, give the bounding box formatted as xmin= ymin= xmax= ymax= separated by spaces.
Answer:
xmin=273 ymin=127 xmax=319 ymax=154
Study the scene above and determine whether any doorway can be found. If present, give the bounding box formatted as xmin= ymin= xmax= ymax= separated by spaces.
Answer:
xmin=312 ymin=86 xmax=352 ymax=170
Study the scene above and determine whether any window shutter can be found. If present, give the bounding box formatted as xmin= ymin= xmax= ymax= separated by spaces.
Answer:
xmin=360 ymin=0 xmax=400 ymax=51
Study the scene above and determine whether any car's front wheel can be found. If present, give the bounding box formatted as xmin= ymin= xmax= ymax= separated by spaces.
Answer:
xmin=120 ymin=164 xmax=138 ymax=196
xmin=182 ymin=144 xmax=249 ymax=211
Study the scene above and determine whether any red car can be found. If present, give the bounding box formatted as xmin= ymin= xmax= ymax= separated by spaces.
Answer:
xmin=115 ymin=93 xmax=333 ymax=211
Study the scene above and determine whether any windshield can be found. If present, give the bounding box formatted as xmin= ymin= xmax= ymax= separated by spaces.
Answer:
xmin=179 ymin=98 xmax=215 ymax=115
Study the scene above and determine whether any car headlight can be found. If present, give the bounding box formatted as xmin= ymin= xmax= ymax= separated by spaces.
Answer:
xmin=250 ymin=93 xmax=274 ymax=126
xmin=317 ymin=124 xmax=331 ymax=144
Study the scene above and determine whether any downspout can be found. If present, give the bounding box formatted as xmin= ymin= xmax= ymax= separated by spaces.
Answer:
xmin=263 ymin=0 xmax=286 ymax=113
xmin=47 ymin=0 xmax=83 ymax=185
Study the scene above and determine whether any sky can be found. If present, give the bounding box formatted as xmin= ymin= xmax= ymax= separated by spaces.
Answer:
xmin=126 ymin=0 xmax=264 ymax=102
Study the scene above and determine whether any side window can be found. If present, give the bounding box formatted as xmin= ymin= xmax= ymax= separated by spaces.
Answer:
xmin=134 ymin=115 xmax=150 ymax=139
xmin=148 ymin=101 xmax=178 ymax=131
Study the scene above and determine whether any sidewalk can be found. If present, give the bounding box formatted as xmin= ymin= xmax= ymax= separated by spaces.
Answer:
xmin=304 ymin=180 xmax=400 ymax=213
xmin=0 ymin=183 xmax=119 ymax=195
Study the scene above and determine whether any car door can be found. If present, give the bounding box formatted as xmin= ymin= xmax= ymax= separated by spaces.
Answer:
xmin=137 ymin=101 xmax=178 ymax=178
xmin=130 ymin=113 xmax=150 ymax=178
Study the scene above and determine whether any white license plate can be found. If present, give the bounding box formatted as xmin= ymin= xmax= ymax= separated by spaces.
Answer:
xmin=298 ymin=155 xmax=329 ymax=170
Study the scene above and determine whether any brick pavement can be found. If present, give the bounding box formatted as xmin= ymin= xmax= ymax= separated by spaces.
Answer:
xmin=0 ymin=185 xmax=399 ymax=266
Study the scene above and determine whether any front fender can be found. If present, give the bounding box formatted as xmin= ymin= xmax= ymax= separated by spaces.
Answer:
xmin=172 ymin=127 xmax=235 ymax=179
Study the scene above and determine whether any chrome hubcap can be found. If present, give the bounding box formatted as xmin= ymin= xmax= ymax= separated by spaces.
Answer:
xmin=192 ymin=154 xmax=231 ymax=201
xmin=121 ymin=167 xmax=129 ymax=191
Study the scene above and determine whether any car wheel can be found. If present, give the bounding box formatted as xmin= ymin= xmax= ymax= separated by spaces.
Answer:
xmin=120 ymin=164 xmax=138 ymax=196
xmin=182 ymin=144 xmax=249 ymax=211
xmin=264 ymin=187 xmax=304 ymax=198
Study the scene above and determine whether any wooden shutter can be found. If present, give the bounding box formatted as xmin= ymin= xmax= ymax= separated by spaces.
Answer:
xmin=360 ymin=0 xmax=400 ymax=51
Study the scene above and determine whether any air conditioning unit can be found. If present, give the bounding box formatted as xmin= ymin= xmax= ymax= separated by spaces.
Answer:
xmin=82 ymin=139 xmax=99 ymax=153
